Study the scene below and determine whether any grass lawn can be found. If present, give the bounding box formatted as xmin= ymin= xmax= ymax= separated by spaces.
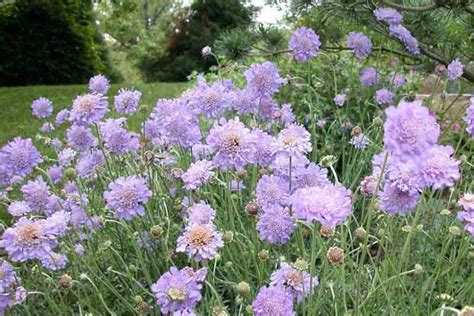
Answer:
xmin=0 ymin=82 xmax=189 ymax=145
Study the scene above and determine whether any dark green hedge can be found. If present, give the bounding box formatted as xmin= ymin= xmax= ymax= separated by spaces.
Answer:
xmin=0 ymin=0 xmax=117 ymax=86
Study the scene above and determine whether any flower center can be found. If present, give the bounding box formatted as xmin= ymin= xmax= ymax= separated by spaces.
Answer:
xmin=120 ymin=188 xmax=139 ymax=208
xmin=287 ymin=271 xmax=304 ymax=286
xmin=167 ymin=287 xmax=187 ymax=301
xmin=223 ymin=133 xmax=241 ymax=153
xmin=17 ymin=223 xmax=42 ymax=247
xmin=188 ymin=226 xmax=212 ymax=247
xmin=77 ymin=96 xmax=96 ymax=112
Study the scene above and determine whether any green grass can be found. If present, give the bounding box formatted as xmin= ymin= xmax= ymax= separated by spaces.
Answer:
xmin=0 ymin=82 xmax=188 ymax=145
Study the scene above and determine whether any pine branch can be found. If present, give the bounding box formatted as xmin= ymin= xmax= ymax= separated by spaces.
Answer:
xmin=380 ymin=0 xmax=438 ymax=12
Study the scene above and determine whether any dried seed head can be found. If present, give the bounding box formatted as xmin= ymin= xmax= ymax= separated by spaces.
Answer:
xmin=135 ymin=301 xmax=149 ymax=314
xmin=59 ymin=274 xmax=72 ymax=290
xmin=170 ymin=168 xmax=184 ymax=180
xmin=235 ymin=170 xmax=247 ymax=180
xmin=301 ymin=227 xmax=310 ymax=238
xmin=320 ymin=225 xmax=335 ymax=238
xmin=327 ymin=246 xmax=344 ymax=265
xmin=351 ymin=126 xmax=362 ymax=137
xmin=245 ymin=202 xmax=260 ymax=216
xmin=235 ymin=281 xmax=251 ymax=297
xmin=355 ymin=227 xmax=366 ymax=241
xmin=143 ymin=150 xmax=155 ymax=162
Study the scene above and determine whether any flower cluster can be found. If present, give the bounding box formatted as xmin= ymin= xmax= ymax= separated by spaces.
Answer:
xmin=288 ymin=27 xmax=321 ymax=62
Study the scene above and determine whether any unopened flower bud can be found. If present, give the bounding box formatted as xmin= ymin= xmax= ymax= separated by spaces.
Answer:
xmin=225 ymin=261 xmax=233 ymax=268
xmin=223 ymin=231 xmax=234 ymax=243
xmin=435 ymin=293 xmax=454 ymax=303
xmin=65 ymin=168 xmax=76 ymax=180
xmin=327 ymin=246 xmax=344 ymax=265
xmin=258 ymin=249 xmax=269 ymax=261
xmin=293 ymin=259 xmax=309 ymax=271
xmin=236 ymin=170 xmax=247 ymax=180
xmin=372 ymin=117 xmax=384 ymax=127
xmin=245 ymin=202 xmax=260 ymax=216
xmin=414 ymin=264 xmax=424 ymax=276
xmin=138 ymin=104 xmax=149 ymax=113
xmin=143 ymin=151 xmax=155 ymax=162
xmin=170 ymin=168 xmax=183 ymax=180
xmin=134 ymin=295 xmax=144 ymax=304
xmin=449 ymin=226 xmax=461 ymax=236
xmin=355 ymin=227 xmax=366 ymax=241
xmin=212 ymin=306 xmax=229 ymax=316
xmin=301 ymin=227 xmax=310 ymax=238
xmin=59 ymin=274 xmax=72 ymax=289
xmin=236 ymin=281 xmax=251 ymax=297
xmin=320 ymin=155 xmax=337 ymax=168
xmin=150 ymin=225 xmax=162 ymax=238
xmin=245 ymin=305 xmax=253 ymax=314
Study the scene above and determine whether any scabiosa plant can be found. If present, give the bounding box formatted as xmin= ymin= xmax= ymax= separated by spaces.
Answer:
xmin=349 ymin=134 xmax=370 ymax=150
xmin=181 ymin=160 xmax=215 ymax=191
xmin=360 ymin=175 xmax=378 ymax=197
xmin=360 ymin=67 xmax=380 ymax=87
xmin=347 ymin=32 xmax=372 ymax=59
xmin=374 ymin=88 xmax=395 ymax=105
xmin=252 ymin=285 xmax=294 ymax=316
xmin=99 ymin=118 xmax=140 ymax=155
xmin=104 ymin=176 xmax=152 ymax=220
xmin=256 ymin=205 xmax=296 ymax=244
xmin=7 ymin=201 xmax=31 ymax=217
xmin=70 ymin=93 xmax=108 ymax=126
xmin=291 ymin=183 xmax=352 ymax=227
xmin=31 ymin=97 xmax=53 ymax=119
xmin=292 ymin=162 xmax=330 ymax=189
xmin=464 ymin=97 xmax=474 ymax=137
xmin=186 ymin=202 xmax=216 ymax=225
xmin=274 ymin=103 xmax=296 ymax=126
xmin=334 ymin=93 xmax=347 ymax=107
xmin=459 ymin=193 xmax=474 ymax=212
xmin=256 ymin=175 xmax=290 ymax=208
xmin=288 ymin=26 xmax=321 ymax=62
xmin=21 ymin=177 xmax=51 ymax=212
xmin=176 ymin=222 xmax=224 ymax=262
xmin=388 ymin=25 xmax=420 ymax=54
xmin=76 ymin=150 xmax=104 ymax=179
xmin=270 ymin=262 xmax=318 ymax=302
xmin=275 ymin=124 xmax=312 ymax=157
xmin=40 ymin=252 xmax=68 ymax=271
xmin=391 ymin=74 xmax=406 ymax=87
xmin=247 ymin=128 xmax=275 ymax=166
xmin=447 ymin=58 xmax=464 ymax=80
xmin=114 ymin=88 xmax=141 ymax=114
xmin=47 ymin=165 xmax=63 ymax=184
xmin=419 ymin=145 xmax=460 ymax=190
xmin=189 ymin=78 xmax=232 ymax=118
xmin=0 ymin=137 xmax=42 ymax=182
xmin=244 ymin=61 xmax=285 ymax=97
xmin=151 ymin=266 xmax=207 ymax=314
xmin=233 ymin=88 xmax=258 ymax=115
xmin=40 ymin=122 xmax=54 ymax=133
xmin=373 ymin=7 xmax=403 ymax=25
xmin=88 ymin=74 xmax=109 ymax=94
xmin=0 ymin=217 xmax=59 ymax=262
xmin=55 ymin=109 xmax=69 ymax=125
xmin=0 ymin=261 xmax=16 ymax=291
xmin=66 ymin=125 xmax=97 ymax=151
xmin=379 ymin=182 xmax=420 ymax=216
xmin=206 ymin=117 xmax=252 ymax=171
xmin=58 ymin=148 xmax=76 ymax=167
xmin=384 ymin=100 xmax=440 ymax=156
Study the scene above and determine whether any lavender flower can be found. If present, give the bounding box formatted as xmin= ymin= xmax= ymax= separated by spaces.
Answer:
xmin=347 ymin=32 xmax=372 ymax=59
xmin=256 ymin=175 xmax=290 ymax=209
xmin=233 ymin=88 xmax=258 ymax=115
xmin=447 ymin=58 xmax=464 ymax=80
xmin=104 ymin=176 xmax=152 ymax=220
xmin=391 ymin=74 xmax=406 ymax=87
xmin=274 ymin=103 xmax=296 ymax=126
xmin=206 ymin=118 xmax=252 ymax=171
xmin=288 ymin=27 xmax=321 ymax=62
xmin=21 ymin=177 xmax=51 ymax=212
xmin=334 ymin=94 xmax=347 ymax=107
xmin=463 ymin=97 xmax=474 ymax=137
xmin=7 ymin=201 xmax=31 ymax=217
xmin=257 ymin=206 xmax=296 ymax=244
xmin=374 ymin=88 xmax=395 ymax=105
xmin=70 ymin=93 xmax=108 ymax=126
xmin=114 ymin=88 xmax=141 ymax=114
xmin=176 ymin=223 xmax=223 ymax=262
xmin=76 ymin=150 xmax=105 ymax=179
xmin=244 ymin=62 xmax=285 ymax=97
xmin=0 ymin=261 xmax=16 ymax=291
xmin=40 ymin=252 xmax=68 ymax=271
xmin=88 ymin=74 xmax=109 ymax=94
xmin=270 ymin=262 xmax=318 ymax=302
xmin=151 ymin=266 xmax=207 ymax=314
xmin=0 ymin=137 xmax=42 ymax=181
xmin=292 ymin=162 xmax=330 ymax=189
xmin=31 ymin=97 xmax=53 ymax=119
xmin=47 ymin=165 xmax=63 ymax=184
xmin=386 ymin=158 xmax=421 ymax=193
xmin=188 ymin=78 xmax=232 ymax=118
xmin=0 ymin=217 xmax=58 ymax=262
xmin=373 ymin=7 xmax=403 ymax=25
xmin=360 ymin=67 xmax=380 ymax=87
xmin=459 ymin=193 xmax=474 ymax=212
xmin=388 ymin=25 xmax=420 ymax=54
xmin=252 ymin=286 xmax=294 ymax=316
xmin=66 ymin=125 xmax=97 ymax=151
xmin=457 ymin=208 xmax=474 ymax=237
xmin=99 ymin=118 xmax=140 ymax=155
xmin=291 ymin=183 xmax=352 ymax=227
xmin=360 ymin=175 xmax=378 ymax=197
xmin=40 ymin=122 xmax=54 ymax=133
xmin=58 ymin=148 xmax=76 ymax=167
xmin=182 ymin=160 xmax=214 ymax=191
xmin=248 ymin=128 xmax=275 ymax=166
xmin=379 ymin=182 xmax=420 ymax=216
xmin=349 ymin=134 xmax=370 ymax=150
xmin=275 ymin=124 xmax=312 ymax=157
xmin=384 ymin=100 xmax=439 ymax=156
xmin=270 ymin=153 xmax=309 ymax=178
xmin=55 ymin=109 xmax=69 ymax=125
xmin=186 ymin=202 xmax=216 ymax=225
xmin=419 ymin=145 xmax=460 ymax=189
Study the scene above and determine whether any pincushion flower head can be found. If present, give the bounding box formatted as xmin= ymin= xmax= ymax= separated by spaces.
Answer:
xmin=76 ymin=150 xmax=104 ymax=179
xmin=257 ymin=205 xmax=296 ymax=244
xmin=0 ymin=261 xmax=16 ymax=291
xmin=384 ymin=100 xmax=440 ymax=156
xmin=248 ymin=128 xmax=275 ymax=166
xmin=31 ymin=97 xmax=53 ymax=119
xmin=375 ymin=88 xmax=395 ymax=105
xmin=252 ymin=285 xmax=294 ymax=316
xmin=181 ymin=160 xmax=214 ymax=191
xmin=388 ymin=25 xmax=420 ymax=54
xmin=66 ymin=125 xmax=97 ymax=151
xmin=206 ymin=117 xmax=252 ymax=171
xmin=347 ymin=32 xmax=372 ymax=60
xmin=186 ymin=202 xmax=216 ymax=225
xmin=292 ymin=162 xmax=330 ymax=189
xmin=458 ymin=193 xmax=474 ymax=237
xmin=113 ymin=88 xmax=141 ymax=114
xmin=447 ymin=58 xmax=464 ymax=81
xmin=88 ymin=74 xmax=109 ymax=94
xmin=104 ymin=176 xmax=152 ymax=220
xmin=0 ymin=217 xmax=58 ymax=262
xmin=419 ymin=145 xmax=460 ymax=190
xmin=270 ymin=262 xmax=318 ymax=302
xmin=0 ymin=137 xmax=42 ymax=181
xmin=464 ymin=97 xmax=474 ymax=137
xmin=70 ymin=93 xmax=108 ymax=125
xmin=55 ymin=109 xmax=69 ymax=125
xmin=373 ymin=7 xmax=403 ymax=25
xmin=275 ymin=123 xmax=312 ymax=157
xmin=176 ymin=223 xmax=224 ymax=262
xmin=288 ymin=26 xmax=321 ymax=62
xmin=391 ymin=74 xmax=406 ymax=87
xmin=256 ymin=175 xmax=290 ymax=208
xmin=458 ymin=192 xmax=474 ymax=212
xmin=189 ymin=78 xmax=232 ymax=118
xmin=244 ymin=61 xmax=285 ymax=97
xmin=334 ymin=93 xmax=347 ymax=107
xmin=349 ymin=134 xmax=370 ymax=150
xmin=151 ymin=266 xmax=207 ymax=314
xmin=99 ymin=118 xmax=140 ymax=155
xmin=233 ymin=88 xmax=258 ymax=115
xmin=386 ymin=158 xmax=421 ymax=193
xmin=7 ymin=201 xmax=31 ymax=217
xmin=291 ymin=183 xmax=352 ymax=227
xmin=379 ymin=182 xmax=420 ymax=216
xmin=21 ymin=177 xmax=51 ymax=212
xmin=360 ymin=67 xmax=380 ymax=87
xmin=47 ymin=165 xmax=63 ymax=184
